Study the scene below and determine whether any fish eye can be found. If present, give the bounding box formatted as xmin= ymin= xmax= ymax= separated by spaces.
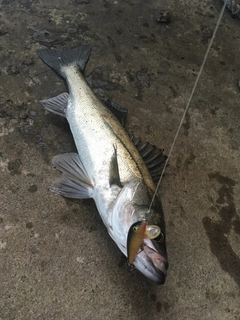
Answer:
xmin=155 ymin=232 xmax=164 ymax=243
xmin=133 ymin=226 xmax=138 ymax=232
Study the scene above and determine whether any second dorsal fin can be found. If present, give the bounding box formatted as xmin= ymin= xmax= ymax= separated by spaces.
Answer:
xmin=131 ymin=136 xmax=168 ymax=182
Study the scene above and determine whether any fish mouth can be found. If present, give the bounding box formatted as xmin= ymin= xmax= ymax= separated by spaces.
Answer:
xmin=133 ymin=239 xmax=168 ymax=284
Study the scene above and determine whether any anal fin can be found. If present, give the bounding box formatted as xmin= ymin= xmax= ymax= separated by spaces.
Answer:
xmin=40 ymin=92 xmax=69 ymax=117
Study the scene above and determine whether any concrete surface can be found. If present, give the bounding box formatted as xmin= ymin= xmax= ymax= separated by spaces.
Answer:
xmin=0 ymin=0 xmax=240 ymax=319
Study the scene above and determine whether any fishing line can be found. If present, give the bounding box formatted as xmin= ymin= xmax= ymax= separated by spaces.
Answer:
xmin=148 ymin=0 xmax=227 ymax=214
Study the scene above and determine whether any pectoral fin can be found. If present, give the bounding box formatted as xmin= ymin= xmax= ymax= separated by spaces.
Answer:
xmin=109 ymin=145 xmax=122 ymax=188
xmin=51 ymin=153 xmax=93 ymax=199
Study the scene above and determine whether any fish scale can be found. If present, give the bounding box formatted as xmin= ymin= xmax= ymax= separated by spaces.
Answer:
xmin=64 ymin=65 xmax=153 ymax=189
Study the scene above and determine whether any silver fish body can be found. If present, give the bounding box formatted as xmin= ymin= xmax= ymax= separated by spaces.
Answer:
xmin=38 ymin=45 xmax=168 ymax=284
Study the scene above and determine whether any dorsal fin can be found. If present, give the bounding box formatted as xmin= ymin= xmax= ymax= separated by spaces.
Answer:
xmin=101 ymin=98 xmax=128 ymax=126
xmin=131 ymin=136 xmax=168 ymax=182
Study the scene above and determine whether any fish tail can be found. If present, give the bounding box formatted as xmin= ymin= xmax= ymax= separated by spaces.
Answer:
xmin=37 ymin=44 xmax=91 ymax=79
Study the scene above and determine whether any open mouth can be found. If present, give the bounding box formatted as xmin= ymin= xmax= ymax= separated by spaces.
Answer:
xmin=133 ymin=239 xmax=168 ymax=284
xmin=144 ymin=240 xmax=168 ymax=275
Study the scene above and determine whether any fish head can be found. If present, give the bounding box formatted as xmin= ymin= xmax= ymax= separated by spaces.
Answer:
xmin=111 ymin=179 xmax=168 ymax=284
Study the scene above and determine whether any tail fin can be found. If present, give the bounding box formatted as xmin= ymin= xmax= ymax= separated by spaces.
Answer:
xmin=37 ymin=44 xmax=91 ymax=79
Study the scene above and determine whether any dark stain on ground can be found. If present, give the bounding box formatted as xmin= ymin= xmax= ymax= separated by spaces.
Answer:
xmin=169 ymin=85 xmax=178 ymax=98
xmin=8 ymin=158 xmax=22 ymax=175
xmin=176 ymin=150 xmax=196 ymax=169
xmin=106 ymin=35 xmax=122 ymax=62
xmin=118 ymin=253 xmax=127 ymax=268
xmin=86 ymin=68 xmax=123 ymax=92
xmin=28 ymin=185 xmax=38 ymax=193
xmin=184 ymin=151 xmax=196 ymax=168
xmin=202 ymin=172 xmax=240 ymax=287
xmin=200 ymin=25 xmax=213 ymax=44
xmin=135 ymin=69 xmax=151 ymax=101
xmin=26 ymin=221 xmax=34 ymax=229
xmin=210 ymin=105 xmax=220 ymax=115
xmin=149 ymin=293 xmax=171 ymax=313
xmin=183 ymin=111 xmax=190 ymax=136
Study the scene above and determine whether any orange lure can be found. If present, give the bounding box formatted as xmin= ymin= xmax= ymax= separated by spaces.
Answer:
xmin=127 ymin=221 xmax=147 ymax=264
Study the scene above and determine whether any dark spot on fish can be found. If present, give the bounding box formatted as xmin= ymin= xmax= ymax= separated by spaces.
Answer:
xmin=143 ymin=22 xmax=149 ymax=27
xmin=8 ymin=159 xmax=21 ymax=175
xmin=26 ymin=222 xmax=34 ymax=229
xmin=182 ymin=111 xmax=190 ymax=136
xmin=202 ymin=172 xmax=240 ymax=287
xmin=0 ymin=218 xmax=3 ymax=223
xmin=28 ymin=184 xmax=37 ymax=193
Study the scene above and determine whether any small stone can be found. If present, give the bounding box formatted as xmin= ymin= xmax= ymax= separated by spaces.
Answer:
xmin=6 ymin=65 xmax=20 ymax=75
xmin=156 ymin=11 xmax=171 ymax=23
xmin=30 ymin=246 xmax=39 ymax=254
xmin=26 ymin=221 xmax=34 ymax=229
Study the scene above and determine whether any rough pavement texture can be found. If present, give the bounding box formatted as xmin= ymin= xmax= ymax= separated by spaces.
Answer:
xmin=0 ymin=0 xmax=240 ymax=319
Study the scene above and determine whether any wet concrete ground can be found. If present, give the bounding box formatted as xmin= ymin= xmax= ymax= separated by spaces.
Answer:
xmin=0 ymin=0 xmax=240 ymax=319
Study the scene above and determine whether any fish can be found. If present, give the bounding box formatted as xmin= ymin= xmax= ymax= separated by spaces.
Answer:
xmin=37 ymin=44 xmax=168 ymax=284
xmin=223 ymin=0 xmax=240 ymax=18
